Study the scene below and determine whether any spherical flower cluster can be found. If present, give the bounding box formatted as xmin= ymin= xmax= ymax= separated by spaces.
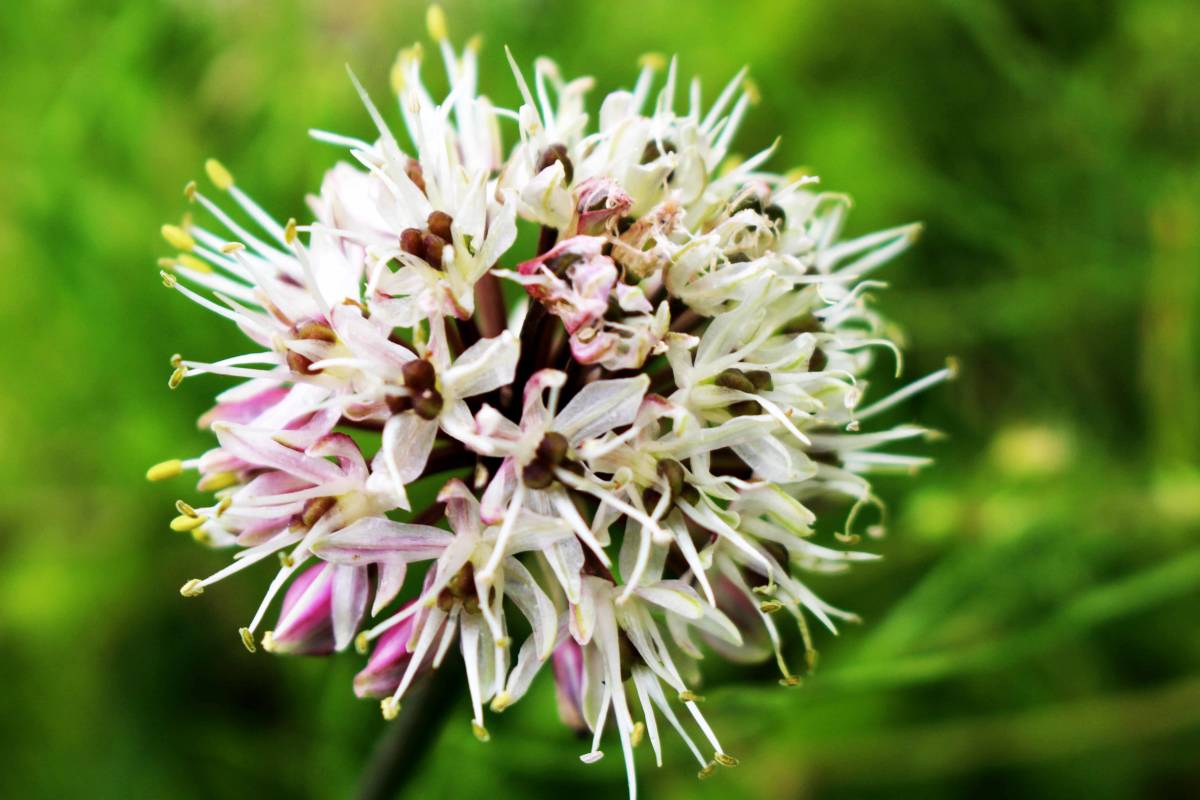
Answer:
xmin=147 ymin=9 xmax=950 ymax=796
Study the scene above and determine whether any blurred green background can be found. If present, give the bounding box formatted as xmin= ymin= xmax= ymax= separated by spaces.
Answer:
xmin=2 ymin=0 xmax=1199 ymax=797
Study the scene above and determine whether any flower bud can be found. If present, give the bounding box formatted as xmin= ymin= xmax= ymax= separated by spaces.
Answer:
xmin=262 ymin=563 xmax=335 ymax=656
xmin=552 ymin=638 xmax=588 ymax=734
xmin=353 ymin=602 xmax=423 ymax=698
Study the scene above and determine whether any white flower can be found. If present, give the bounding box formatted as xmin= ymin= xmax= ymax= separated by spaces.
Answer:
xmin=148 ymin=12 xmax=952 ymax=799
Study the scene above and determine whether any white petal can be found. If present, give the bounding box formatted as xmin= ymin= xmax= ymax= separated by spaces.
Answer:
xmin=554 ymin=374 xmax=650 ymax=444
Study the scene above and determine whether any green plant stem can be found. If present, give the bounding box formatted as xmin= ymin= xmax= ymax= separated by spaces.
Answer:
xmin=355 ymin=665 xmax=459 ymax=800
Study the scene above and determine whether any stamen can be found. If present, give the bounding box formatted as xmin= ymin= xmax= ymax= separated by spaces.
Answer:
xmin=170 ymin=515 xmax=206 ymax=533
xmin=205 ymin=158 xmax=235 ymax=191
xmin=239 ymin=627 xmax=256 ymax=653
xmin=179 ymin=579 xmax=205 ymax=597
xmin=380 ymin=697 xmax=400 ymax=720
xmin=146 ymin=459 xmax=183 ymax=481
xmin=161 ymin=224 xmax=195 ymax=251
xmin=426 ymin=4 xmax=447 ymax=41
xmin=197 ymin=471 xmax=238 ymax=492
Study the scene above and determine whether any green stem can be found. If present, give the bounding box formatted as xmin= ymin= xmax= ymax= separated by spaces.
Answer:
xmin=355 ymin=666 xmax=459 ymax=800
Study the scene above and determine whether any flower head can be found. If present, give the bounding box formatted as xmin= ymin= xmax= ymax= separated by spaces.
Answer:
xmin=149 ymin=9 xmax=950 ymax=797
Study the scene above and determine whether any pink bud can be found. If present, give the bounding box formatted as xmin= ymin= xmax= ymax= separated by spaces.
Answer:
xmin=552 ymin=638 xmax=588 ymax=734
xmin=352 ymin=602 xmax=426 ymax=699
xmin=264 ymin=563 xmax=335 ymax=655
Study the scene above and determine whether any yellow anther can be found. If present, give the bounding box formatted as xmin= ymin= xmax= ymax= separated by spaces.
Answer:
xmin=742 ymin=77 xmax=761 ymax=105
xmin=381 ymin=697 xmax=400 ymax=721
xmin=215 ymin=496 xmax=233 ymax=516
xmin=945 ymin=356 xmax=960 ymax=379
xmin=158 ymin=257 xmax=177 ymax=269
xmin=277 ymin=552 xmax=295 ymax=568
xmin=496 ymin=635 xmax=511 ymax=649
xmin=284 ymin=217 xmax=297 ymax=245
xmin=784 ymin=166 xmax=814 ymax=183
xmin=160 ymin=269 xmax=178 ymax=289
xmin=779 ymin=675 xmax=802 ymax=687
xmin=391 ymin=46 xmax=422 ymax=93
xmin=161 ymin=224 xmax=195 ymax=251
xmin=638 ymin=52 xmax=666 ymax=70
xmin=197 ymin=471 xmax=238 ymax=492
xmin=183 ymin=180 xmax=197 ymax=202
xmin=718 ymin=154 xmax=744 ymax=177
xmin=465 ymin=33 xmax=483 ymax=52
xmin=176 ymin=253 xmax=212 ymax=273
xmin=170 ymin=353 xmax=183 ymax=367
xmin=179 ymin=579 xmax=205 ymax=597
xmin=471 ymin=722 xmax=490 ymax=742
xmin=170 ymin=514 xmax=205 ymax=533
xmin=239 ymin=627 xmax=256 ymax=653
xmin=678 ymin=691 xmax=705 ymax=703
xmin=261 ymin=630 xmax=277 ymax=653
xmin=758 ymin=601 xmax=783 ymax=613
xmin=630 ymin=721 xmax=645 ymax=747
xmin=220 ymin=242 xmax=245 ymax=254
xmin=354 ymin=632 xmax=370 ymax=655
xmin=714 ymin=752 xmax=739 ymax=768
xmin=192 ymin=528 xmax=211 ymax=544
xmin=146 ymin=459 xmax=184 ymax=482
xmin=698 ymin=762 xmax=717 ymax=780
xmin=175 ymin=499 xmax=198 ymax=517
xmin=426 ymin=4 xmax=448 ymax=41
xmin=490 ymin=692 xmax=512 ymax=713
xmin=205 ymin=158 xmax=235 ymax=191
xmin=168 ymin=365 xmax=187 ymax=389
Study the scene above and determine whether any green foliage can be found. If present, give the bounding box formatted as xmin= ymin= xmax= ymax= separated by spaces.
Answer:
xmin=0 ymin=1 xmax=1197 ymax=797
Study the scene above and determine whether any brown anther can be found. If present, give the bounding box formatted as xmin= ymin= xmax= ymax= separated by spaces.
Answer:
xmin=401 ymin=358 xmax=436 ymax=391
xmin=286 ymin=351 xmax=316 ymax=375
xmin=293 ymin=321 xmax=337 ymax=343
xmin=400 ymin=228 xmax=425 ymax=258
xmin=640 ymin=139 xmax=676 ymax=165
xmin=386 ymin=393 xmax=413 ymax=414
xmin=733 ymin=194 xmax=764 ymax=215
xmin=537 ymin=143 xmax=574 ymax=184
xmin=446 ymin=562 xmax=476 ymax=601
xmin=405 ymin=158 xmax=426 ymax=194
xmin=715 ymin=369 xmax=756 ymax=394
xmin=764 ymin=203 xmax=786 ymax=226
xmin=657 ymin=459 xmax=685 ymax=499
xmin=535 ymin=432 xmax=569 ymax=469
xmin=426 ymin=210 xmax=453 ymax=242
xmin=521 ymin=461 xmax=555 ymax=490
xmin=298 ymin=496 xmax=336 ymax=529
xmin=421 ymin=232 xmax=446 ymax=268
xmin=745 ymin=370 xmax=773 ymax=391
xmin=730 ymin=399 xmax=760 ymax=416
xmin=809 ymin=348 xmax=828 ymax=372
xmin=412 ymin=388 xmax=444 ymax=420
